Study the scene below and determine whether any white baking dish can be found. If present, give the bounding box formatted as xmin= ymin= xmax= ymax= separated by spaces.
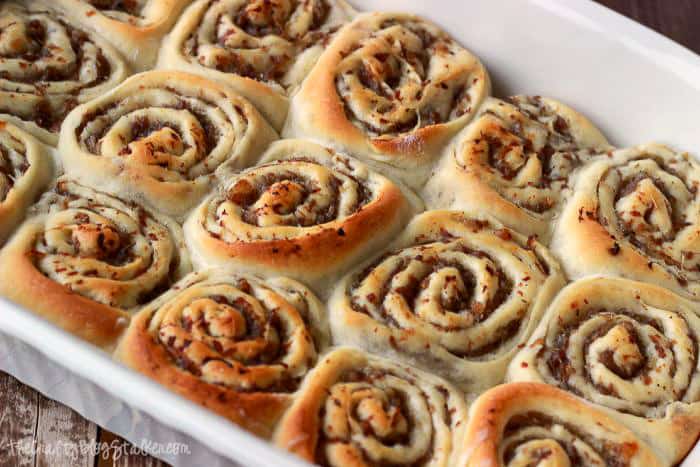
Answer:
xmin=1 ymin=0 xmax=699 ymax=465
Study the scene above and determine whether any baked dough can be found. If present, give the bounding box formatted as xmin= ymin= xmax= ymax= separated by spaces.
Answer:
xmin=53 ymin=0 xmax=191 ymax=71
xmin=328 ymin=209 xmax=564 ymax=394
xmin=157 ymin=0 xmax=356 ymax=130
xmin=423 ymin=96 xmax=610 ymax=241
xmin=0 ymin=179 xmax=190 ymax=350
xmin=461 ymin=382 xmax=664 ymax=467
xmin=59 ymin=70 xmax=278 ymax=220
xmin=283 ymin=11 xmax=491 ymax=188
xmin=184 ymin=139 xmax=421 ymax=293
xmin=275 ymin=347 xmax=468 ymax=466
xmin=507 ymin=277 xmax=700 ymax=465
xmin=0 ymin=121 xmax=53 ymax=244
xmin=116 ymin=268 xmax=328 ymax=438
xmin=0 ymin=1 xmax=129 ymax=145
xmin=552 ymin=144 xmax=700 ymax=299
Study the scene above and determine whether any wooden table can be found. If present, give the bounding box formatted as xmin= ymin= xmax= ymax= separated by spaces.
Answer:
xmin=1 ymin=2 xmax=698 ymax=466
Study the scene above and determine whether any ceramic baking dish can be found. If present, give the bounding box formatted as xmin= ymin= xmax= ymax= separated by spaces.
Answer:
xmin=1 ymin=0 xmax=699 ymax=465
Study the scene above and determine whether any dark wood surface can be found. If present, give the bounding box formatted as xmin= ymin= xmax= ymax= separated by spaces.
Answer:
xmin=1 ymin=2 xmax=698 ymax=467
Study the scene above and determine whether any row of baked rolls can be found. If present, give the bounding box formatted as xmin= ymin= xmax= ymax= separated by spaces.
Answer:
xmin=274 ymin=347 xmax=468 ymax=467
xmin=284 ymin=11 xmax=491 ymax=188
xmin=58 ymin=70 xmax=278 ymax=220
xmin=184 ymin=139 xmax=421 ymax=292
xmin=0 ymin=121 xmax=53 ymax=243
xmin=423 ymin=95 xmax=611 ymax=242
xmin=0 ymin=1 xmax=129 ymax=145
xmin=159 ymin=0 xmax=356 ymax=130
xmin=53 ymin=0 xmax=190 ymax=71
xmin=0 ymin=178 xmax=191 ymax=350
xmin=507 ymin=277 xmax=700 ymax=465
xmin=116 ymin=268 xmax=329 ymax=438
xmin=328 ymin=209 xmax=565 ymax=394
xmin=552 ymin=143 xmax=700 ymax=300
xmin=461 ymin=382 xmax=664 ymax=466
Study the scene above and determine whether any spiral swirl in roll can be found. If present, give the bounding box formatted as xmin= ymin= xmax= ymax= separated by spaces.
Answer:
xmin=32 ymin=179 xmax=190 ymax=309
xmin=52 ymin=0 xmax=190 ymax=71
xmin=552 ymin=144 xmax=700 ymax=299
xmin=59 ymin=70 xmax=277 ymax=218
xmin=117 ymin=269 xmax=328 ymax=437
xmin=424 ymin=96 xmax=610 ymax=240
xmin=461 ymin=382 xmax=663 ymax=467
xmin=158 ymin=0 xmax=354 ymax=130
xmin=329 ymin=210 xmax=564 ymax=393
xmin=0 ymin=121 xmax=52 ymax=243
xmin=508 ymin=277 xmax=700 ymax=464
xmin=0 ymin=178 xmax=190 ymax=348
xmin=275 ymin=347 xmax=468 ymax=466
xmin=284 ymin=12 xmax=490 ymax=186
xmin=0 ymin=1 xmax=129 ymax=145
xmin=184 ymin=139 xmax=419 ymax=290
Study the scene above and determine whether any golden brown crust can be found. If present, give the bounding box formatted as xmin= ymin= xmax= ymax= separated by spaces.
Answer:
xmin=423 ymin=96 xmax=610 ymax=241
xmin=53 ymin=0 xmax=191 ymax=71
xmin=0 ymin=121 xmax=53 ymax=244
xmin=158 ymin=0 xmax=356 ymax=130
xmin=0 ymin=1 xmax=129 ymax=145
xmin=461 ymin=382 xmax=664 ymax=467
xmin=275 ymin=347 xmax=468 ymax=466
xmin=59 ymin=70 xmax=278 ymax=220
xmin=115 ymin=268 xmax=329 ymax=438
xmin=0 ymin=221 xmax=129 ymax=350
xmin=184 ymin=139 xmax=421 ymax=293
xmin=328 ymin=209 xmax=565 ymax=395
xmin=552 ymin=144 xmax=700 ymax=299
xmin=507 ymin=277 xmax=700 ymax=464
xmin=284 ymin=11 xmax=491 ymax=188
xmin=0 ymin=179 xmax=190 ymax=351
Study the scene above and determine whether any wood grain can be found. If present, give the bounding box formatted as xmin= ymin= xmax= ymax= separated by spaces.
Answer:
xmin=0 ymin=374 xmax=38 ymax=467
xmin=0 ymin=3 xmax=697 ymax=467
xmin=595 ymin=0 xmax=700 ymax=52
xmin=34 ymin=396 xmax=97 ymax=467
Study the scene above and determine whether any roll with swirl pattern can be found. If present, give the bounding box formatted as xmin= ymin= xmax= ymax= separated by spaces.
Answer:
xmin=461 ymin=382 xmax=664 ymax=467
xmin=423 ymin=96 xmax=610 ymax=241
xmin=116 ymin=268 xmax=329 ymax=438
xmin=0 ymin=1 xmax=129 ymax=145
xmin=552 ymin=144 xmax=700 ymax=300
xmin=0 ymin=179 xmax=191 ymax=350
xmin=507 ymin=277 xmax=700 ymax=464
xmin=0 ymin=121 xmax=53 ymax=243
xmin=284 ymin=11 xmax=491 ymax=188
xmin=158 ymin=0 xmax=356 ymax=130
xmin=328 ymin=210 xmax=565 ymax=393
xmin=275 ymin=347 xmax=468 ymax=467
xmin=53 ymin=0 xmax=191 ymax=71
xmin=184 ymin=139 xmax=421 ymax=292
xmin=59 ymin=71 xmax=278 ymax=219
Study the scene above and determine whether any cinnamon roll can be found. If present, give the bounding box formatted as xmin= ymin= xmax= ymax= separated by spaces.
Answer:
xmin=461 ymin=382 xmax=664 ymax=467
xmin=274 ymin=347 xmax=468 ymax=466
xmin=116 ymin=268 xmax=328 ymax=438
xmin=158 ymin=0 xmax=356 ymax=130
xmin=423 ymin=96 xmax=610 ymax=241
xmin=184 ymin=139 xmax=421 ymax=292
xmin=0 ymin=121 xmax=53 ymax=243
xmin=0 ymin=1 xmax=129 ymax=145
xmin=552 ymin=144 xmax=700 ymax=299
xmin=328 ymin=210 xmax=564 ymax=393
xmin=507 ymin=277 xmax=700 ymax=464
xmin=53 ymin=0 xmax=190 ymax=71
xmin=59 ymin=71 xmax=278 ymax=219
xmin=0 ymin=179 xmax=190 ymax=350
xmin=284 ymin=12 xmax=491 ymax=188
